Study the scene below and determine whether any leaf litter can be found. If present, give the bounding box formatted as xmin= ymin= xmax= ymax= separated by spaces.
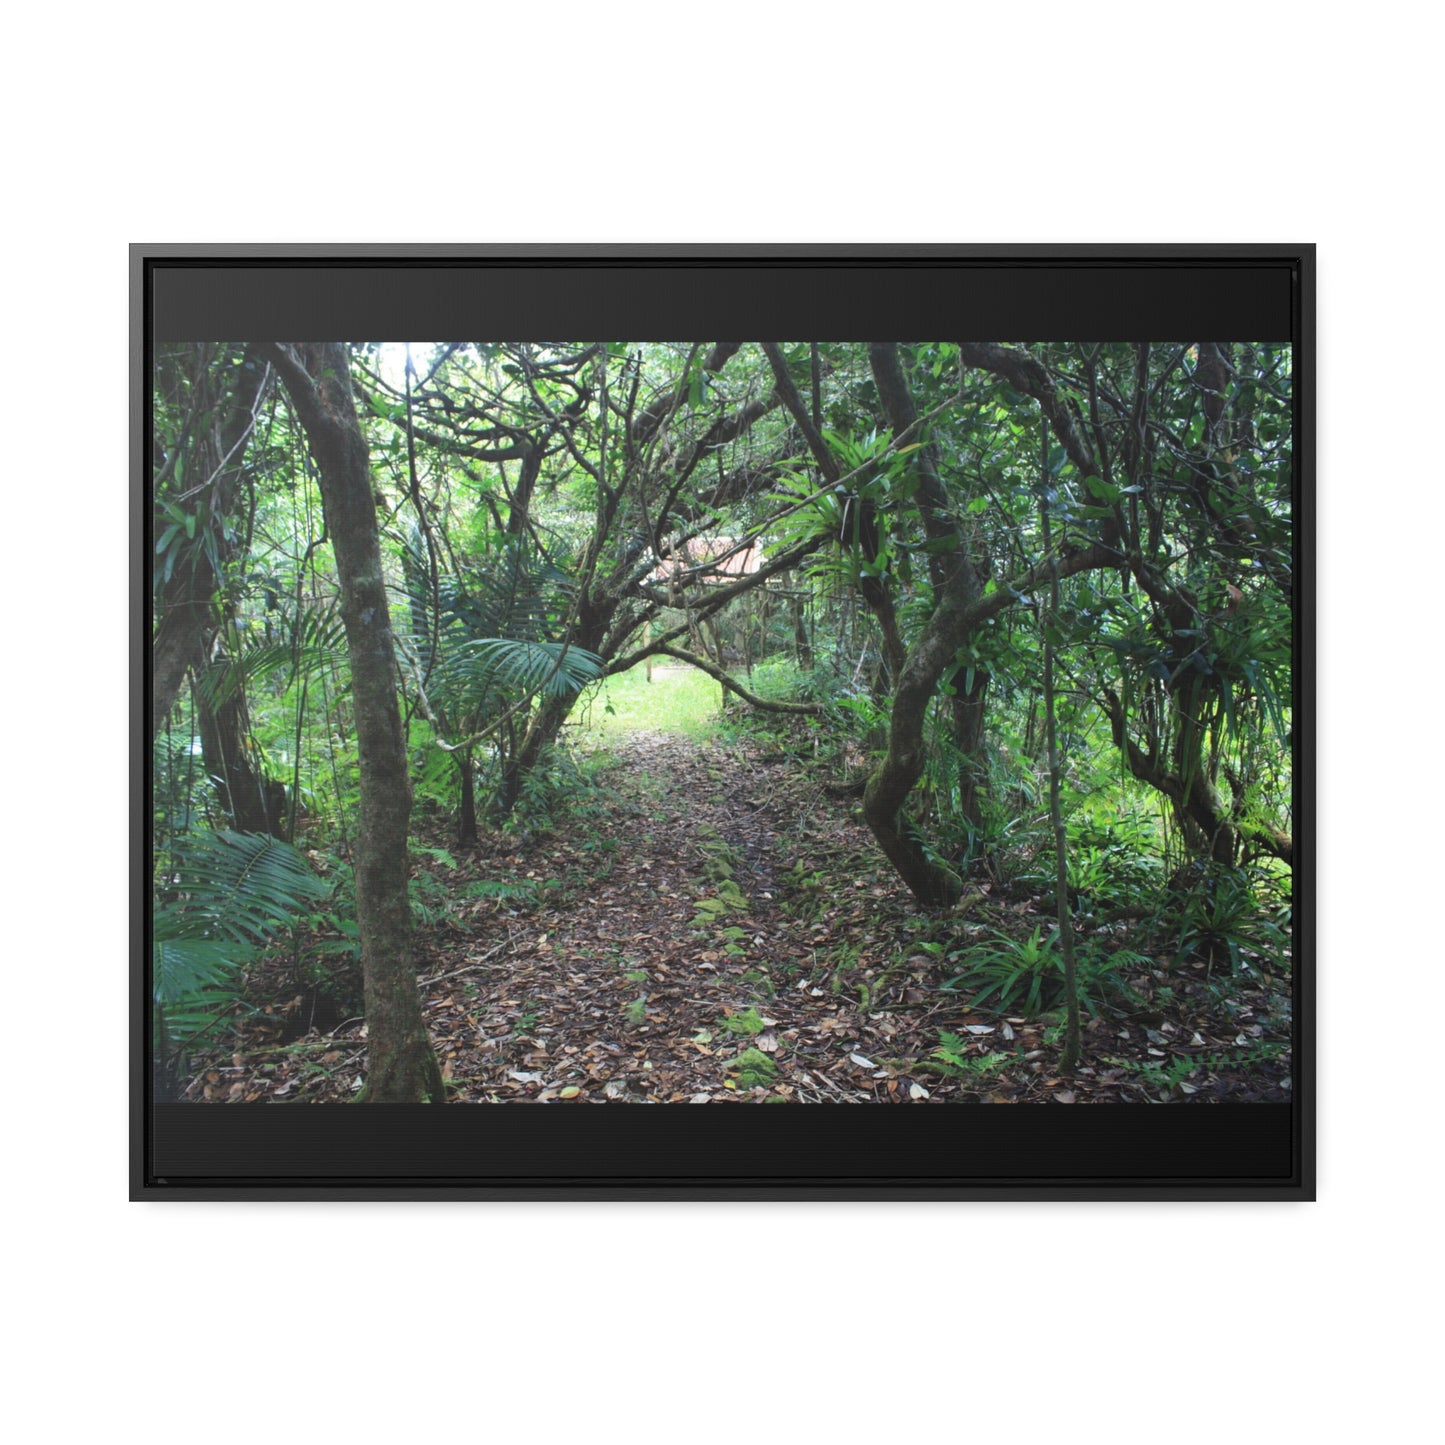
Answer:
xmin=182 ymin=728 xmax=1292 ymax=1104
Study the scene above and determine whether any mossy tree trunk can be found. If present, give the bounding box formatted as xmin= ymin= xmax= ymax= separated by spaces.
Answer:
xmin=261 ymin=342 xmax=444 ymax=1104
xmin=861 ymin=566 xmax=975 ymax=906
xmin=854 ymin=343 xmax=1118 ymax=905
xmin=151 ymin=344 xmax=269 ymax=744
xmin=193 ymin=657 xmax=290 ymax=837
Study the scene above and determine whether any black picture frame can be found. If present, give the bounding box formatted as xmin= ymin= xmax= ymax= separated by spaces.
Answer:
xmin=134 ymin=244 xmax=1312 ymax=1201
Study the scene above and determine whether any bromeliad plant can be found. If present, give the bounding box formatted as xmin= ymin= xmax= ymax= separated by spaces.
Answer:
xmin=941 ymin=925 xmax=1137 ymax=1017
xmin=944 ymin=923 xmax=1063 ymax=1014
xmin=1159 ymin=863 xmax=1291 ymax=976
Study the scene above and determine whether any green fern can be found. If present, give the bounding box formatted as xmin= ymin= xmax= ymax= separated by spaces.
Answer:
xmin=154 ymin=829 xmax=328 ymax=1055
xmin=159 ymin=828 xmax=329 ymax=953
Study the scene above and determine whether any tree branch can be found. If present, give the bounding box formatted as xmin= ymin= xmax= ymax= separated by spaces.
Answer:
xmin=956 ymin=342 xmax=1098 ymax=478
xmin=652 ymin=646 xmax=825 ymax=714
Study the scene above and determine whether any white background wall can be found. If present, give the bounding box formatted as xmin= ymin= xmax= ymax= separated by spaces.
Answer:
xmin=6 ymin=5 xmax=1429 ymax=1441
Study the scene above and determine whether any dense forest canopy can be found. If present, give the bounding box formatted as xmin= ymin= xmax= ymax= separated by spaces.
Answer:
xmin=152 ymin=339 xmax=1293 ymax=1103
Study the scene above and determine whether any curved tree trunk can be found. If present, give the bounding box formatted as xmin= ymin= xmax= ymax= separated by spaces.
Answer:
xmin=1097 ymin=685 xmax=1291 ymax=868
xmin=857 ymin=343 xmax=1119 ymax=904
xmin=950 ymin=676 xmax=990 ymax=839
xmin=868 ymin=343 xmax=994 ymax=847
xmin=262 ymin=342 xmax=444 ymax=1104
xmin=862 ymin=569 xmax=975 ymax=907
xmin=193 ymin=658 xmax=290 ymax=837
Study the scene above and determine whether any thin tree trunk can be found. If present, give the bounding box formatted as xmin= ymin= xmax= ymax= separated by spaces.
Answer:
xmin=262 ymin=342 xmax=444 ymax=1104
xmin=456 ymin=748 xmax=478 ymax=847
xmin=791 ymin=591 xmax=813 ymax=670
xmin=950 ymin=675 xmax=989 ymax=838
xmin=193 ymin=658 xmax=289 ymax=837
xmin=1040 ymin=437 xmax=1081 ymax=1074
xmin=499 ymin=693 xmax=572 ymax=816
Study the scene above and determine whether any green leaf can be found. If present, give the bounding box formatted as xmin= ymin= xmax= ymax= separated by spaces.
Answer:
xmin=153 ymin=935 xmax=250 ymax=1006
xmin=453 ymin=638 xmax=604 ymax=699
xmin=158 ymin=829 xmax=328 ymax=953
xmin=1082 ymin=473 xmax=1122 ymax=504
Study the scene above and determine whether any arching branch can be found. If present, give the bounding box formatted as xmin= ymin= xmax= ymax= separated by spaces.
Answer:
xmin=651 ymin=646 xmax=825 ymax=715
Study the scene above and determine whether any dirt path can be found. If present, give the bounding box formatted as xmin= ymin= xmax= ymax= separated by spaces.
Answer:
xmin=192 ymin=726 xmax=1292 ymax=1104
xmin=425 ymin=729 xmax=945 ymax=1102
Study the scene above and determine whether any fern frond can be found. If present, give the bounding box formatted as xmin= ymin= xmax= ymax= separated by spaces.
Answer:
xmin=452 ymin=639 xmax=604 ymax=699
xmin=159 ymin=829 xmax=328 ymax=947
xmin=193 ymin=604 xmax=346 ymax=709
xmin=152 ymin=933 xmax=251 ymax=1006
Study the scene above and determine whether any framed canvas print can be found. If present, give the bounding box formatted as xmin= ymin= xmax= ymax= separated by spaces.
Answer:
xmin=135 ymin=245 xmax=1311 ymax=1199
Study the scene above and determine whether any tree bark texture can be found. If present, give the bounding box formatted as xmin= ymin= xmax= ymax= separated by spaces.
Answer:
xmin=950 ymin=679 xmax=990 ymax=838
xmin=151 ymin=345 xmax=268 ymax=743
xmin=263 ymin=342 xmax=444 ymax=1103
xmin=862 ymin=569 xmax=976 ymax=906
xmin=867 ymin=343 xmax=994 ymax=844
xmin=193 ymin=660 xmax=290 ymax=837
xmin=856 ymin=343 xmax=1123 ymax=902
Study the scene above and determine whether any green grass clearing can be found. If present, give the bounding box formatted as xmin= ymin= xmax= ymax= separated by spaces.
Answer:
xmin=575 ymin=662 xmax=722 ymax=741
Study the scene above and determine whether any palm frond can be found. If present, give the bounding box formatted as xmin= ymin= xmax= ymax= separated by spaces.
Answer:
xmin=398 ymin=532 xmax=598 ymax=717
xmin=153 ymin=829 xmax=329 ymax=1050
xmin=153 ymin=931 xmax=251 ymax=1006
xmin=192 ymin=603 xmax=346 ymax=710
xmin=450 ymin=638 xmax=604 ymax=700
xmin=159 ymin=828 xmax=329 ymax=948
xmin=454 ymin=542 xmax=574 ymax=643
xmin=402 ymin=532 xmax=572 ymax=647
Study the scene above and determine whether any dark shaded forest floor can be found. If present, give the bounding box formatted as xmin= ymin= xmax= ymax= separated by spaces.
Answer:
xmin=184 ymin=725 xmax=1293 ymax=1104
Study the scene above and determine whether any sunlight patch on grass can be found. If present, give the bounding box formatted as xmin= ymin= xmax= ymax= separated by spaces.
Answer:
xmin=574 ymin=662 xmax=722 ymax=742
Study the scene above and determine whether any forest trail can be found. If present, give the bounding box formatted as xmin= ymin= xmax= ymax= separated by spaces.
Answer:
xmin=419 ymin=728 xmax=956 ymax=1103
xmin=195 ymin=725 xmax=1291 ymax=1104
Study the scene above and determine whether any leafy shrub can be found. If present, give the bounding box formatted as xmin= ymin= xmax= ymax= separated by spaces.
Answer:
xmin=943 ymin=925 xmax=1061 ymax=1013
xmin=1008 ymin=804 xmax=1162 ymax=917
xmin=491 ymin=744 xmax=607 ymax=831
xmin=1158 ymin=864 xmax=1291 ymax=975
xmin=942 ymin=926 xmax=1137 ymax=1017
